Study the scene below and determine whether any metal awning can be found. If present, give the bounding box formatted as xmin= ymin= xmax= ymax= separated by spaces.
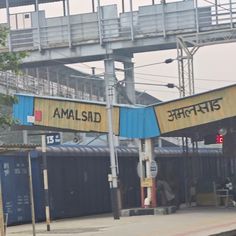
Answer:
xmin=0 ymin=0 xmax=62 ymax=9
xmin=34 ymin=145 xmax=222 ymax=158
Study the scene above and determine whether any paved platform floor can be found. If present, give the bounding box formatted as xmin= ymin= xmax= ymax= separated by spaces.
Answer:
xmin=6 ymin=207 xmax=236 ymax=236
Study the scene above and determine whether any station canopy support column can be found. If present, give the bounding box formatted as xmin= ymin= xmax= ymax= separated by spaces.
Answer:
xmin=104 ymin=55 xmax=120 ymax=219
xmin=120 ymin=55 xmax=157 ymax=208
xmin=139 ymin=139 xmax=157 ymax=208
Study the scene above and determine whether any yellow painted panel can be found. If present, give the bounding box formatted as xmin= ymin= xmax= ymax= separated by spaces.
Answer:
xmin=155 ymin=85 xmax=236 ymax=134
xmin=34 ymin=98 xmax=120 ymax=134
xmin=141 ymin=178 xmax=153 ymax=187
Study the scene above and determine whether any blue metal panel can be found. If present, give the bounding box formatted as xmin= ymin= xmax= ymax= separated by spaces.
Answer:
xmin=13 ymin=95 xmax=34 ymax=126
xmin=31 ymin=155 xmax=45 ymax=221
xmin=0 ymin=154 xmax=31 ymax=225
xmin=119 ymin=107 xmax=160 ymax=138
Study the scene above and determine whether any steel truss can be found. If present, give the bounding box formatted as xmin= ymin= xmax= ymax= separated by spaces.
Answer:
xmin=176 ymin=28 xmax=236 ymax=97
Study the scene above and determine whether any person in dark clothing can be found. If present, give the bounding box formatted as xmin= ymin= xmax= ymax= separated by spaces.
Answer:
xmin=223 ymin=177 xmax=236 ymax=206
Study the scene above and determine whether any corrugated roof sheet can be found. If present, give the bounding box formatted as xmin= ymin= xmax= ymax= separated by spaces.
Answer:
xmin=13 ymin=95 xmax=34 ymax=126
xmin=35 ymin=145 xmax=222 ymax=158
xmin=119 ymin=106 xmax=160 ymax=138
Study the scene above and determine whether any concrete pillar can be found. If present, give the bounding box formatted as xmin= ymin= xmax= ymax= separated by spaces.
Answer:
xmin=123 ymin=59 xmax=135 ymax=104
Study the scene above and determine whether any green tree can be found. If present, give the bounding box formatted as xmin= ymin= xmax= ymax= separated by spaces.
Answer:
xmin=0 ymin=26 xmax=27 ymax=72
xmin=0 ymin=26 xmax=27 ymax=126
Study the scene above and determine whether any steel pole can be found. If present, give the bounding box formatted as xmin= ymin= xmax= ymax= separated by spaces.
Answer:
xmin=92 ymin=0 xmax=95 ymax=12
xmin=0 ymin=175 xmax=4 ymax=236
xmin=129 ymin=0 xmax=134 ymax=41
xmin=97 ymin=0 xmax=103 ymax=45
xmin=104 ymin=58 xmax=120 ymax=220
xmin=28 ymin=151 xmax=36 ymax=236
xmin=41 ymin=135 xmax=51 ymax=231
xmin=122 ymin=0 xmax=125 ymax=12
xmin=5 ymin=0 xmax=12 ymax=51
xmin=66 ymin=0 xmax=72 ymax=48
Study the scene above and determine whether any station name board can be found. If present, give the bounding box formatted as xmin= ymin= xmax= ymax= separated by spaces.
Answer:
xmin=33 ymin=98 xmax=119 ymax=134
xmin=53 ymin=108 xmax=101 ymax=123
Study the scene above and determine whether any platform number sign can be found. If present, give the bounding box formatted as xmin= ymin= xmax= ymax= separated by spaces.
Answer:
xmin=46 ymin=133 xmax=61 ymax=146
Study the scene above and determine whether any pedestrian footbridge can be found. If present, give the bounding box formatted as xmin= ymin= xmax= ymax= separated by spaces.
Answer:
xmin=1 ymin=0 xmax=236 ymax=65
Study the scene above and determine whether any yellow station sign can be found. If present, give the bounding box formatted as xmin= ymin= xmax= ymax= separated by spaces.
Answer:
xmin=33 ymin=98 xmax=120 ymax=134
xmin=154 ymin=85 xmax=236 ymax=134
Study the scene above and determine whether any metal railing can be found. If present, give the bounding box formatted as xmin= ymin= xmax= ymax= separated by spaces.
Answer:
xmin=0 ymin=0 xmax=235 ymax=52
xmin=0 ymin=71 xmax=105 ymax=102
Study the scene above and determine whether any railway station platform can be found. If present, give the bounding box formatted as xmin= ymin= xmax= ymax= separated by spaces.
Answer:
xmin=6 ymin=206 xmax=236 ymax=236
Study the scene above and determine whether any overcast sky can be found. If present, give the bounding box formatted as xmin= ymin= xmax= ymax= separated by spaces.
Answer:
xmin=0 ymin=0 xmax=235 ymax=101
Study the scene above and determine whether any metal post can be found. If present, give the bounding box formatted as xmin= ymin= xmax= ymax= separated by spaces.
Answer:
xmin=139 ymin=140 xmax=145 ymax=207
xmin=66 ymin=0 xmax=72 ymax=48
xmin=92 ymin=0 xmax=95 ymax=13
xmin=75 ymin=78 xmax=79 ymax=98
xmin=46 ymin=67 xmax=50 ymax=95
xmin=5 ymin=0 xmax=12 ymax=51
xmin=104 ymin=57 xmax=120 ymax=220
xmin=177 ymin=40 xmax=185 ymax=98
xmin=41 ymin=135 xmax=51 ymax=231
xmin=35 ymin=0 xmax=41 ymax=51
xmin=215 ymin=0 xmax=218 ymax=25
xmin=194 ymin=0 xmax=199 ymax=33
xmin=122 ymin=0 xmax=125 ymax=13
xmin=92 ymin=67 xmax=96 ymax=75
xmin=190 ymin=56 xmax=195 ymax=95
xmin=62 ymin=0 xmax=66 ymax=16
xmin=152 ymin=0 xmax=155 ymax=5
xmin=129 ymin=0 xmax=134 ymax=41
xmin=229 ymin=0 xmax=233 ymax=29
xmin=56 ymin=70 xmax=60 ymax=96
xmin=36 ymin=67 xmax=40 ymax=95
xmin=161 ymin=1 xmax=166 ymax=38
xmin=0 ymin=174 xmax=4 ymax=236
xmin=66 ymin=76 xmax=69 ymax=97
xmin=187 ymin=57 xmax=192 ymax=95
xmin=28 ymin=151 xmax=36 ymax=236
xmin=97 ymin=0 xmax=103 ymax=45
